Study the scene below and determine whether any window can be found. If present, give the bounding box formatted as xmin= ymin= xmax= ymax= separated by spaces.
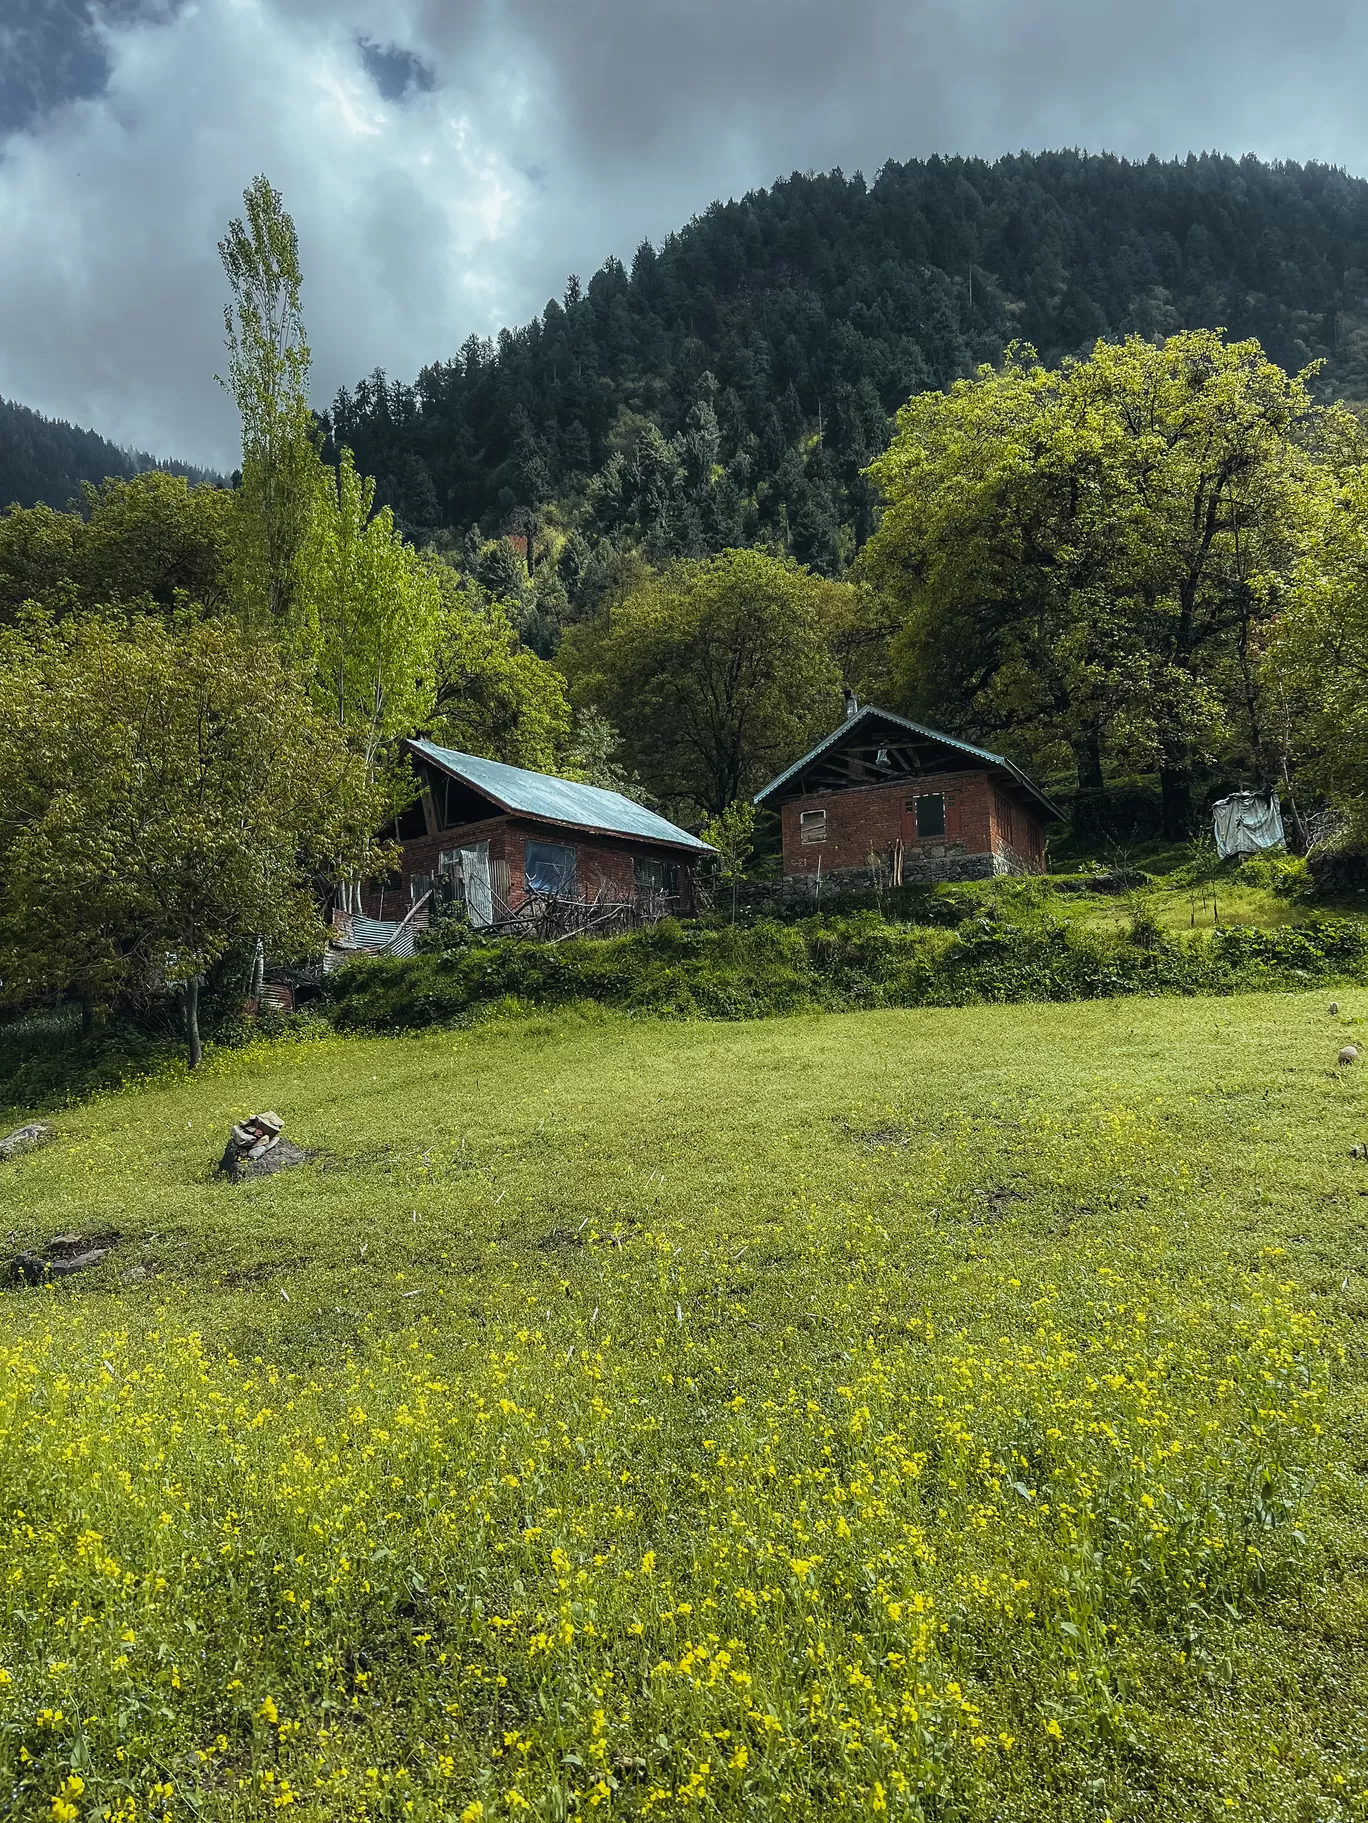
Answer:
xmin=913 ymin=794 xmax=946 ymax=839
xmin=800 ymin=808 xmax=827 ymax=845
xmin=993 ymin=790 xmax=1017 ymax=850
xmin=524 ymin=839 xmax=577 ymax=897
xmin=634 ymin=856 xmax=680 ymax=899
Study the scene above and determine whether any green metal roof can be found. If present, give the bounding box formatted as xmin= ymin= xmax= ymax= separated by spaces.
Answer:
xmin=753 ymin=706 xmax=1064 ymax=820
xmin=408 ymin=739 xmax=714 ymax=853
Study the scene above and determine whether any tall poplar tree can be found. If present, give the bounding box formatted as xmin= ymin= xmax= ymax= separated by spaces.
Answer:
xmin=217 ymin=175 xmax=319 ymax=634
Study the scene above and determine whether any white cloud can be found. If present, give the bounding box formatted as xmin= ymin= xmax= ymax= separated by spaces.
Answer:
xmin=0 ymin=0 xmax=540 ymax=465
xmin=4 ymin=0 xmax=1368 ymax=466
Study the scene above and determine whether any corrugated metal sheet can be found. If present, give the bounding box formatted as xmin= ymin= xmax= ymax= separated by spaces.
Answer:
xmin=408 ymin=739 xmax=714 ymax=853
xmin=350 ymin=915 xmax=403 ymax=948
xmin=326 ymin=915 xmax=420 ymax=962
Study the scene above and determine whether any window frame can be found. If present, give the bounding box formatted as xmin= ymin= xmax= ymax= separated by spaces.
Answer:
xmin=523 ymin=837 xmax=578 ymax=899
xmin=799 ymin=807 xmax=828 ymax=845
xmin=912 ymin=793 xmax=947 ymax=840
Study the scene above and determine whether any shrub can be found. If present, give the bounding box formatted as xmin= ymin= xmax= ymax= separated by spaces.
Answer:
xmin=322 ymin=912 xmax=1368 ymax=1033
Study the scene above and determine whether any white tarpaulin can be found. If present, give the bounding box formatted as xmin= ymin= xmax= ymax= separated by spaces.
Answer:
xmin=1212 ymin=789 xmax=1285 ymax=859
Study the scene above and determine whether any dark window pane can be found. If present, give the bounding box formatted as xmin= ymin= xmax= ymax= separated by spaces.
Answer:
xmin=635 ymin=856 xmax=680 ymax=902
xmin=524 ymin=840 xmax=577 ymax=896
xmin=914 ymin=794 xmax=946 ymax=838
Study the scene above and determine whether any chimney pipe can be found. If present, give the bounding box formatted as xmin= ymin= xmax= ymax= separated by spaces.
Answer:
xmin=843 ymin=686 xmax=858 ymax=722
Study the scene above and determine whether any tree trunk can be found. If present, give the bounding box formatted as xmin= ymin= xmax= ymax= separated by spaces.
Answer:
xmin=1073 ymin=727 xmax=1105 ymax=794
xmin=182 ymin=976 xmax=203 ymax=1070
xmin=1160 ymin=766 xmax=1194 ymax=840
xmin=80 ymin=992 xmax=95 ymax=1040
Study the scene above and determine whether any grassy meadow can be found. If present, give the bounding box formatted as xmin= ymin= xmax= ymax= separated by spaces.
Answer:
xmin=1 ymin=994 xmax=1367 ymax=1820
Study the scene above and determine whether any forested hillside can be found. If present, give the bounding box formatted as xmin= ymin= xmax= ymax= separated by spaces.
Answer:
xmin=0 ymin=394 xmax=219 ymax=511
xmin=322 ymin=151 xmax=1368 ymax=601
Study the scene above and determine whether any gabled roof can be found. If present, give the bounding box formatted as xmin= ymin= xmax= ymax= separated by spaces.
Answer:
xmin=407 ymin=739 xmax=714 ymax=854
xmin=753 ymin=706 xmax=1064 ymax=821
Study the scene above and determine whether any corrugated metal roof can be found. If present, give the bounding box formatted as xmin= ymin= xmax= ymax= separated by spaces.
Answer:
xmin=752 ymin=706 xmax=1064 ymax=820
xmin=408 ymin=739 xmax=714 ymax=853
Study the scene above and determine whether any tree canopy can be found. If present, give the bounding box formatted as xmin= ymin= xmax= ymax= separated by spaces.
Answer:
xmin=1269 ymin=465 xmax=1368 ymax=847
xmin=0 ymin=613 xmax=382 ymax=1062
xmin=0 ymin=394 xmax=220 ymax=515
xmin=317 ymin=153 xmax=1368 ymax=640
xmin=0 ymin=470 xmax=237 ymax=622
xmin=559 ymin=549 xmax=847 ymax=818
xmin=860 ymin=331 xmax=1359 ymax=833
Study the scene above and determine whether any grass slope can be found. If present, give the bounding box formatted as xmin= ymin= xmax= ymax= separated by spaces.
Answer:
xmin=1 ymin=995 xmax=1366 ymax=1820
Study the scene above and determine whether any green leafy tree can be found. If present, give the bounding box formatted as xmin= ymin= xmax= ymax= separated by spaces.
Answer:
xmin=863 ymin=332 xmax=1352 ymax=833
xmin=558 ymin=548 xmax=846 ymax=818
xmin=425 ymin=567 xmax=571 ymax=770
xmin=300 ymin=450 xmax=444 ymax=777
xmin=701 ymin=799 xmax=755 ymax=921
xmin=0 ymin=612 xmax=382 ymax=1065
xmin=0 ymin=471 xmax=235 ymax=622
xmin=0 ymin=502 xmax=78 ymax=621
xmin=1269 ymin=464 xmax=1368 ymax=845
xmin=217 ymin=174 xmax=320 ymax=634
xmin=560 ymin=706 xmax=652 ymax=803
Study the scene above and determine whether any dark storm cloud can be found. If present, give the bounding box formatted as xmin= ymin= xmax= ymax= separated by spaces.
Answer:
xmin=2 ymin=0 xmax=1367 ymax=465
xmin=358 ymin=38 xmax=436 ymax=104
xmin=0 ymin=0 xmax=180 ymax=135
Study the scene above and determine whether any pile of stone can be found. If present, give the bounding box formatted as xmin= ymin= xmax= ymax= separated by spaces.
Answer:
xmin=216 ymin=1111 xmax=309 ymax=1183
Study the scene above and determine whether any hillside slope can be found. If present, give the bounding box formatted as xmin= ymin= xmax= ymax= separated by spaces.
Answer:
xmin=0 ymin=995 xmax=1364 ymax=1815
xmin=0 ymin=394 xmax=220 ymax=511
xmin=323 ymin=151 xmax=1368 ymax=579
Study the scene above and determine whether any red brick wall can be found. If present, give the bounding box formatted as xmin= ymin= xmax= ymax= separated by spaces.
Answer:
xmin=988 ymin=787 xmax=1046 ymax=871
xmin=778 ymin=771 xmax=1044 ymax=879
xmin=364 ymin=816 xmax=696 ymax=916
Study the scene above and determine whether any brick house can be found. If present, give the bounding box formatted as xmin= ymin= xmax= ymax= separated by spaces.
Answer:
xmin=369 ymin=738 xmax=712 ymax=927
xmin=755 ymin=705 xmax=1062 ymax=886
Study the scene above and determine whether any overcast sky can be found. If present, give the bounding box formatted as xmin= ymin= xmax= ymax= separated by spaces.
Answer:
xmin=3 ymin=0 xmax=1368 ymax=468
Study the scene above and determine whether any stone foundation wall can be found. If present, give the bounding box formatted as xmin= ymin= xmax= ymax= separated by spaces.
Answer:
xmin=776 ymin=851 xmax=1003 ymax=896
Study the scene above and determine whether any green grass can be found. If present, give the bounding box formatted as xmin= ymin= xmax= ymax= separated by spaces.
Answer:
xmin=1 ymin=995 xmax=1367 ymax=1819
xmin=813 ymin=851 xmax=1329 ymax=939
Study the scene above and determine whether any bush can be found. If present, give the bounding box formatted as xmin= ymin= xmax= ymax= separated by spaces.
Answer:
xmin=0 ymin=1015 xmax=180 ymax=1119
xmin=321 ymin=911 xmax=1368 ymax=1033
xmin=1231 ymin=852 xmax=1311 ymax=899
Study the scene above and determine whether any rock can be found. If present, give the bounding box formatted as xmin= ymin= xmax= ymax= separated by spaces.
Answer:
xmin=0 ymin=1123 xmax=53 ymax=1162
xmin=1340 ymin=1046 xmax=1359 ymax=1066
xmin=217 ymin=1111 xmax=309 ymax=1183
xmin=4 ymin=1240 xmax=113 ymax=1286
xmin=236 ymin=1138 xmax=310 ymax=1180
xmin=46 ymin=1229 xmax=119 ymax=1261
xmin=6 ymin=1253 xmax=50 ymax=1286
xmin=49 ymin=1247 xmax=112 ymax=1275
